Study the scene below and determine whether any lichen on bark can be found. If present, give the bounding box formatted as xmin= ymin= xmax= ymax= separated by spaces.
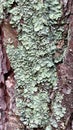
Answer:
xmin=0 ymin=0 xmax=70 ymax=130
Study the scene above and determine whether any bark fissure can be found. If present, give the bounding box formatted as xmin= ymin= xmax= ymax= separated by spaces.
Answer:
xmin=0 ymin=26 xmax=16 ymax=130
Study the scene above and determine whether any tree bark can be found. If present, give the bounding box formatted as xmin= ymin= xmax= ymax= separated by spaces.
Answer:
xmin=0 ymin=25 xmax=16 ymax=130
xmin=57 ymin=0 xmax=73 ymax=129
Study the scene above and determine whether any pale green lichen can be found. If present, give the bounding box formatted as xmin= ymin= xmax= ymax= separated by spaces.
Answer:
xmin=0 ymin=0 xmax=67 ymax=129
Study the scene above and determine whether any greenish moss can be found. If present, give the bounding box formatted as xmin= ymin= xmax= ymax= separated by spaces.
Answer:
xmin=0 ymin=0 xmax=67 ymax=129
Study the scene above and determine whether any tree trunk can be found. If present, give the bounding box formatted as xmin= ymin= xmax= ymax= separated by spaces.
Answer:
xmin=0 ymin=0 xmax=73 ymax=130
xmin=57 ymin=0 xmax=73 ymax=129
xmin=0 ymin=25 xmax=16 ymax=130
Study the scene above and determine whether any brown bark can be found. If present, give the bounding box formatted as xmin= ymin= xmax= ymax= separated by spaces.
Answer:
xmin=57 ymin=0 xmax=73 ymax=129
xmin=0 ymin=23 xmax=25 ymax=130
xmin=0 ymin=25 xmax=16 ymax=130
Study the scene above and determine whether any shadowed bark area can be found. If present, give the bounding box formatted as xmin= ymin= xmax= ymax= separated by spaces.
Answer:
xmin=0 ymin=26 xmax=16 ymax=130
xmin=57 ymin=0 xmax=73 ymax=129
xmin=0 ymin=25 xmax=24 ymax=130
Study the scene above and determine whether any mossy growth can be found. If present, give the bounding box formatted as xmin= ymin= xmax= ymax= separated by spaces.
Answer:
xmin=0 ymin=0 xmax=67 ymax=130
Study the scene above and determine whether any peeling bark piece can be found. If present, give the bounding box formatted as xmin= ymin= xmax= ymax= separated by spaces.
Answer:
xmin=5 ymin=76 xmax=16 ymax=112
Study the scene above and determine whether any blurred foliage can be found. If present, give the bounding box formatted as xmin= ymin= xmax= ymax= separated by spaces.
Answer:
xmin=0 ymin=0 xmax=67 ymax=130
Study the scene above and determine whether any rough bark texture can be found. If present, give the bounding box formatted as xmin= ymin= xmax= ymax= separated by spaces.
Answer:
xmin=57 ymin=0 xmax=73 ymax=129
xmin=0 ymin=26 xmax=16 ymax=130
xmin=0 ymin=22 xmax=26 ymax=130
xmin=1 ymin=0 xmax=73 ymax=130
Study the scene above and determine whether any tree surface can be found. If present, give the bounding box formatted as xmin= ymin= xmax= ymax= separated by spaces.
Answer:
xmin=0 ymin=0 xmax=73 ymax=130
